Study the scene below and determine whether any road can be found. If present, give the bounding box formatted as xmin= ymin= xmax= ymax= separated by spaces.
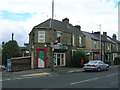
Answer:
xmin=2 ymin=66 xmax=119 ymax=89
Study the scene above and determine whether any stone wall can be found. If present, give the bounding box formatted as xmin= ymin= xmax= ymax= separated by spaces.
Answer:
xmin=9 ymin=56 xmax=31 ymax=72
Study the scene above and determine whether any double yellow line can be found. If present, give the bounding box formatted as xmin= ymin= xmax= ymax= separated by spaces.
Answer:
xmin=22 ymin=73 xmax=50 ymax=77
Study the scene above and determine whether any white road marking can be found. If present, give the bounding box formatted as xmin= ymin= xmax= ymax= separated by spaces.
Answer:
xmin=15 ymin=78 xmax=24 ymax=80
xmin=70 ymin=73 xmax=118 ymax=85
xmin=70 ymin=77 xmax=98 ymax=85
xmin=92 ymin=78 xmax=98 ymax=80
xmin=68 ymin=70 xmax=83 ymax=73
xmin=6 ymin=79 xmax=11 ymax=81
xmin=69 ymin=71 xmax=74 ymax=72
xmin=105 ymin=73 xmax=118 ymax=77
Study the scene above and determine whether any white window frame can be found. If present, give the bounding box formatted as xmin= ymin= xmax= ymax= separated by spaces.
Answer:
xmin=72 ymin=35 xmax=75 ymax=46
xmin=94 ymin=41 xmax=97 ymax=49
xmin=79 ymin=36 xmax=82 ymax=45
xmin=72 ymin=50 xmax=76 ymax=56
xmin=38 ymin=31 xmax=45 ymax=43
xmin=57 ymin=31 xmax=62 ymax=43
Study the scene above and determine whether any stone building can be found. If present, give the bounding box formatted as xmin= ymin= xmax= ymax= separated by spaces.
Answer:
xmin=29 ymin=18 xmax=84 ymax=68
xmin=29 ymin=18 xmax=120 ymax=69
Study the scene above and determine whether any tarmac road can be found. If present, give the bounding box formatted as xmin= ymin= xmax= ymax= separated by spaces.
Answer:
xmin=2 ymin=66 xmax=119 ymax=89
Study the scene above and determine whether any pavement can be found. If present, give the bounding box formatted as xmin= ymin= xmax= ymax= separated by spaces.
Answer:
xmin=1 ymin=66 xmax=84 ymax=78
xmin=1 ymin=65 xmax=119 ymax=78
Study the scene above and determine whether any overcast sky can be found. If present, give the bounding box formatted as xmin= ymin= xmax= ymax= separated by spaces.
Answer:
xmin=0 ymin=0 xmax=119 ymax=46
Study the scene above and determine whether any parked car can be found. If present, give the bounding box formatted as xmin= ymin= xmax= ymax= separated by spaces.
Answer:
xmin=83 ymin=60 xmax=109 ymax=72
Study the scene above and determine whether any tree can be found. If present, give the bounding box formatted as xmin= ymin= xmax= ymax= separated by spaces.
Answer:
xmin=2 ymin=40 xmax=21 ymax=65
xmin=70 ymin=50 xmax=89 ymax=67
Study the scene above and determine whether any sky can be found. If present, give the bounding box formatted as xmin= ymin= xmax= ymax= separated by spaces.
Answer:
xmin=0 ymin=0 xmax=119 ymax=46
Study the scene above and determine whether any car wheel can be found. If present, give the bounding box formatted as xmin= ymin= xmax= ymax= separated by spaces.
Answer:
xmin=97 ymin=67 xmax=101 ymax=72
xmin=106 ymin=66 xmax=109 ymax=71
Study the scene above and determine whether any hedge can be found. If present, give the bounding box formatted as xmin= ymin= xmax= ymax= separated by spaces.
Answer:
xmin=70 ymin=50 xmax=89 ymax=67
xmin=114 ymin=57 xmax=120 ymax=65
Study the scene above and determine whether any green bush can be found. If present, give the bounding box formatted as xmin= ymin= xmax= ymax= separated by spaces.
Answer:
xmin=70 ymin=50 xmax=89 ymax=67
xmin=114 ymin=57 xmax=120 ymax=65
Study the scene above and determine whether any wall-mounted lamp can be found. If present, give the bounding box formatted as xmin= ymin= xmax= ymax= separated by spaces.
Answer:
xmin=45 ymin=44 xmax=47 ymax=47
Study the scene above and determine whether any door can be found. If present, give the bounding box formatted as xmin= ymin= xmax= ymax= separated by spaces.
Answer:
xmin=60 ymin=53 xmax=65 ymax=66
xmin=53 ymin=53 xmax=65 ymax=67
xmin=36 ymin=48 xmax=47 ymax=68
xmin=38 ymin=51 xmax=44 ymax=68
xmin=99 ymin=62 xmax=105 ymax=70
xmin=57 ymin=54 xmax=60 ymax=65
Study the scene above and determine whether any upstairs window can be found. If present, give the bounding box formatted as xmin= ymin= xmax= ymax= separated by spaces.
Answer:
xmin=57 ymin=31 xmax=62 ymax=43
xmin=107 ymin=44 xmax=111 ymax=51
xmin=79 ymin=36 xmax=82 ymax=45
xmin=72 ymin=35 xmax=75 ymax=46
xmin=94 ymin=41 xmax=97 ymax=49
xmin=116 ymin=45 xmax=118 ymax=51
xmin=38 ymin=31 xmax=45 ymax=43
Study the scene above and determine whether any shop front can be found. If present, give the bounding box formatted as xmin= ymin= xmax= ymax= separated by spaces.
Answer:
xmin=53 ymin=46 xmax=67 ymax=67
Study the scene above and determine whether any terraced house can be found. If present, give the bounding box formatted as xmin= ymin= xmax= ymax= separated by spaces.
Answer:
xmin=29 ymin=18 xmax=120 ymax=69
xmin=81 ymin=31 xmax=120 ymax=63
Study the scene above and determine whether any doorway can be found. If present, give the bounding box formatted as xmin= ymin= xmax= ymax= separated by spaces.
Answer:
xmin=53 ymin=53 xmax=65 ymax=67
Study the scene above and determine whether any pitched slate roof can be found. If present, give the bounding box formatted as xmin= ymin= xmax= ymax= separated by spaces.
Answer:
xmin=115 ymin=40 xmax=120 ymax=44
xmin=34 ymin=18 xmax=80 ymax=34
xmin=107 ymin=36 xmax=120 ymax=44
xmin=81 ymin=31 xmax=119 ymax=44
xmin=106 ymin=36 xmax=116 ymax=44
xmin=81 ymin=31 xmax=100 ymax=40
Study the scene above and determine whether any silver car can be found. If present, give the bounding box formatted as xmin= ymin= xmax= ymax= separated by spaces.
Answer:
xmin=83 ymin=60 xmax=109 ymax=72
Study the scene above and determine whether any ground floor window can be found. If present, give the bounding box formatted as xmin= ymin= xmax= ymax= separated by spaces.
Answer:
xmin=93 ymin=52 xmax=100 ymax=60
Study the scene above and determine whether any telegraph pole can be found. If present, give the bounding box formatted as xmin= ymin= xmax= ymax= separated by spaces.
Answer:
xmin=51 ymin=0 xmax=54 ymax=71
xmin=99 ymin=24 xmax=102 ymax=60
xmin=12 ymin=33 xmax=14 ymax=41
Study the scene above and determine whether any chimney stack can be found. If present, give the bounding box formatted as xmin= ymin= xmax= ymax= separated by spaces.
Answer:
xmin=112 ymin=34 xmax=116 ymax=40
xmin=62 ymin=18 xmax=69 ymax=24
xmin=74 ymin=25 xmax=81 ymax=31
xmin=103 ymin=32 xmax=107 ymax=36
xmin=94 ymin=31 xmax=100 ymax=34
